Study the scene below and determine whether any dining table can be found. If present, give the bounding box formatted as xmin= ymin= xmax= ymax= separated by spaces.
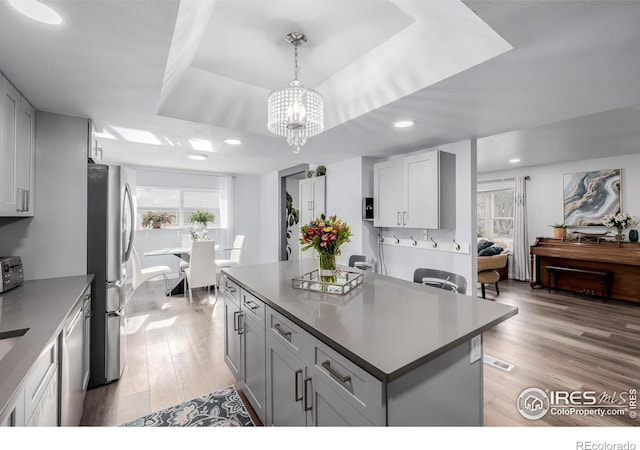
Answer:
xmin=144 ymin=245 xmax=236 ymax=296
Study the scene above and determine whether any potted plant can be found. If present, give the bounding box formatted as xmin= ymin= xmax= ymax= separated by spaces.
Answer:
xmin=315 ymin=165 xmax=326 ymax=177
xmin=285 ymin=192 xmax=299 ymax=259
xmin=188 ymin=210 xmax=216 ymax=227
xmin=142 ymin=211 xmax=173 ymax=229
xmin=549 ymin=222 xmax=568 ymax=239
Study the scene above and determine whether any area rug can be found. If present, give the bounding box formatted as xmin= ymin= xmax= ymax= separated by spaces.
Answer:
xmin=122 ymin=385 xmax=254 ymax=427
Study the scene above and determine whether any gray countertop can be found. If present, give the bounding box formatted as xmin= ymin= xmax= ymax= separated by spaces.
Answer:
xmin=0 ymin=275 xmax=94 ymax=419
xmin=223 ymin=260 xmax=518 ymax=382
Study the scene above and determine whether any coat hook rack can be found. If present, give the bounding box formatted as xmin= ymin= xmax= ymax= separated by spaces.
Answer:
xmin=410 ymin=236 xmax=417 ymax=246
xmin=453 ymin=239 xmax=460 ymax=251
xmin=393 ymin=234 xmax=400 ymax=244
xmin=430 ymin=237 xmax=438 ymax=248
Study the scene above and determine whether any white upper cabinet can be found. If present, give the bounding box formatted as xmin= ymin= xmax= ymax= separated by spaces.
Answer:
xmin=0 ymin=73 xmax=35 ymax=217
xmin=0 ymin=74 xmax=20 ymax=215
xmin=373 ymin=150 xmax=456 ymax=229
xmin=372 ymin=160 xmax=402 ymax=228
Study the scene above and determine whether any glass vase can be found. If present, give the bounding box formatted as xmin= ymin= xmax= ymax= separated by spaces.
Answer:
xmin=318 ymin=252 xmax=337 ymax=284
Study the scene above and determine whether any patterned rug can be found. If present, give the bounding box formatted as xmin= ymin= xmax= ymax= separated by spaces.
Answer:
xmin=122 ymin=385 xmax=255 ymax=427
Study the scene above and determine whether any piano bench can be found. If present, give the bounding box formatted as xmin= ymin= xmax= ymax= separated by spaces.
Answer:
xmin=545 ymin=265 xmax=611 ymax=301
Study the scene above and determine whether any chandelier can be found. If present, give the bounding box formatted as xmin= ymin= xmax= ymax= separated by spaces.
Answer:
xmin=267 ymin=32 xmax=324 ymax=153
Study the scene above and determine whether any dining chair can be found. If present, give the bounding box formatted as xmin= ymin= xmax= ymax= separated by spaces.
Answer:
xmin=413 ymin=268 xmax=467 ymax=294
xmin=179 ymin=234 xmax=191 ymax=272
xmin=348 ymin=254 xmax=377 ymax=272
xmin=130 ymin=246 xmax=173 ymax=294
xmin=184 ymin=240 xmax=217 ymax=304
xmin=215 ymin=235 xmax=245 ymax=269
xmin=215 ymin=235 xmax=245 ymax=288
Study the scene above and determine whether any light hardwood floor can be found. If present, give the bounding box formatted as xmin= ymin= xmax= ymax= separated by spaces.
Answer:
xmin=80 ymin=281 xmax=241 ymax=426
xmin=80 ymin=277 xmax=640 ymax=427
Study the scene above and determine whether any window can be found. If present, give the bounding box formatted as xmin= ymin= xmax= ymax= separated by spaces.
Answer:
xmin=477 ymin=189 xmax=514 ymax=250
xmin=136 ymin=186 xmax=225 ymax=229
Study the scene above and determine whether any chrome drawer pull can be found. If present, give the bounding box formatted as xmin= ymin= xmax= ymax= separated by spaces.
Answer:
xmin=226 ymin=286 xmax=237 ymax=293
xmin=321 ymin=360 xmax=351 ymax=383
xmin=304 ymin=377 xmax=313 ymax=412
xmin=273 ymin=323 xmax=292 ymax=340
xmin=294 ymin=369 xmax=303 ymax=402
xmin=244 ymin=299 xmax=260 ymax=311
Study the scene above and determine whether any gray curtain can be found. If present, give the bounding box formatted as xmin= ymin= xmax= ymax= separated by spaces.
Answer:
xmin=512 ymin=176 xmax=529 ymax=281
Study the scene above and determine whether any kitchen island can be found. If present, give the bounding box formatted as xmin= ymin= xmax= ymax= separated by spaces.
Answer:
xmin=222 ymin=260 xmax=517 ymax=426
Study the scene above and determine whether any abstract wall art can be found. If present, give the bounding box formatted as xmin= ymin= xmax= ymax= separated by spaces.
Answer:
xmin=563 ymin=169 xmax=621 ymax=226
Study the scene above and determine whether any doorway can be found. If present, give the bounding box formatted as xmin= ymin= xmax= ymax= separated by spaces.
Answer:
xmin=278 ymin=164 xmax=309 ymax=261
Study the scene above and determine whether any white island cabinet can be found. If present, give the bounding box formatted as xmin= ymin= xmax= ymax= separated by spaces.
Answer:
xmin=373 ymin=150 xmax=455 ymax=229
xmin=223 ymin=276 xmax=266 ymax=424
xmin=222 ymin=260 xmax=517 ymax=426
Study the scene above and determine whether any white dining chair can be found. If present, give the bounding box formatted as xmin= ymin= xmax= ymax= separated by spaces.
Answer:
xmin=130 ymin=246 xmax=173 ymax=294
xmin=184 ymin=240 xmax=217 ymax=304
xmin=215 ymin=235 xmax=245 ymax=269
xmin=179 ymin=234 xmax=191 ymax=272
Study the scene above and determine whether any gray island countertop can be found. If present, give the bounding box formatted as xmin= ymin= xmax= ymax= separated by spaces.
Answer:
xmin=0 ymin=275 xmax=94 ymax=420
xmin=222 ymin=260 xmax=518 ymax=382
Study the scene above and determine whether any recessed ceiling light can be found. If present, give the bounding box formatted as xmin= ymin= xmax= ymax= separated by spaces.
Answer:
xmin=8 ymin=0 xmax=63 ymax=25
xmin=509 ymin=158 xmax=521 ymax=163
xmin=188 ymin=154 xmax=207 ymax=161
xmin=394 ymin=120 xmax=415 ymax=128
xmin=224 ymin=138 xmax=242 ymax=145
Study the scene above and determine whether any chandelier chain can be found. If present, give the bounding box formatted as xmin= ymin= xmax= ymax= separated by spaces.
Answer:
xmin=293 ymin=45 xmax=299 ymax=81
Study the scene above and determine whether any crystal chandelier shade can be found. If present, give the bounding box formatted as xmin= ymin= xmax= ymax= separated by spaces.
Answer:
xmin=267 ymin=32 xmax=324 ymax=153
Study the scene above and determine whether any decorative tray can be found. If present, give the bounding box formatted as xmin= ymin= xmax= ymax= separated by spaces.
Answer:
xmin=292 ymin=269 xmax=364 ymax=295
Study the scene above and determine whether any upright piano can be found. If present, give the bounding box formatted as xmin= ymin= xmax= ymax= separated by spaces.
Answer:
xmin=530 ymin=236 xmax=640 ymax=304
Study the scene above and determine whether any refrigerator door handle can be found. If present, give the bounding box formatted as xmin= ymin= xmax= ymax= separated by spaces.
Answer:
xmin=123 ymin=183 xmax=135 ymax=263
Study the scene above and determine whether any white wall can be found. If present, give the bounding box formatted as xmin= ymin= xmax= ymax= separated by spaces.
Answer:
xmin=0 ymin=111 xmax=88 ymax=280
xmin=234 ymin=174 xmax=261 ymax=265
xmin=259 ymin=171 xmax=279 ymax=263
xmin=325 ymin=157 xmax=365 ymax=265
xmin=479 ymin=152 xmax=640 ymax=245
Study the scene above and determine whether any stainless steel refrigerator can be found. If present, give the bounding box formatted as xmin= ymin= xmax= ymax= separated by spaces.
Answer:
xmin=87 ymin=164 xmax=134 ymax=388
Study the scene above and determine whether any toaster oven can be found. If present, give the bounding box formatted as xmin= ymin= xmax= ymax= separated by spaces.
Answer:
xmin=0 ymin=256 xmax=24 ymax=293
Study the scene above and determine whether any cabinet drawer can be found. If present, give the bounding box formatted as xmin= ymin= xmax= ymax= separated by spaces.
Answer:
xmin=311 ymin=339 xmax=384 ymax=426
xmin=24 ymin=339 xmax=58 ymax=422
xmin=241 ymin=289 xmax=265 ymax=322
xmin=267 ymin=307 xmax=307 ymax=359
xmin=223 ymin=276 xmax=240 ymax=304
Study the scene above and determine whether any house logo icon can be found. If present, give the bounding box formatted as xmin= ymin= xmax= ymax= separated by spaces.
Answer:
xmin=517 ymin=388 xmax=550 ymax=420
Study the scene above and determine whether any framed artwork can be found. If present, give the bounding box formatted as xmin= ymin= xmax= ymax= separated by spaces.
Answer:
xmin=563 ymin=168 xmax=621 ymax=226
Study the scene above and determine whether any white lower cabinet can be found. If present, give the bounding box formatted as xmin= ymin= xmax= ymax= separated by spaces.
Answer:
xmin=223 ymin=288 xmax=242 ymax=380
xmin=264 ymin=306 xmax=377 ymax=426
xmin=222 ymin=276 xmax=266 ymax=424
xmin=265 ymin=334 xmax=307 ymax=426
xmin=0 ymin=390 xmax=25 ymax=427
xmin=239 ymin=289 xmax=266 ymax=424
xmin=1 ymin=337 xmax=59 ymax=427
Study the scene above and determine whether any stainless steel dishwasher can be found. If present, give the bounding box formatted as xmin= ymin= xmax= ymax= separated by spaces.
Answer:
xmin=61 ymin=300 xmax=84 ymax=426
